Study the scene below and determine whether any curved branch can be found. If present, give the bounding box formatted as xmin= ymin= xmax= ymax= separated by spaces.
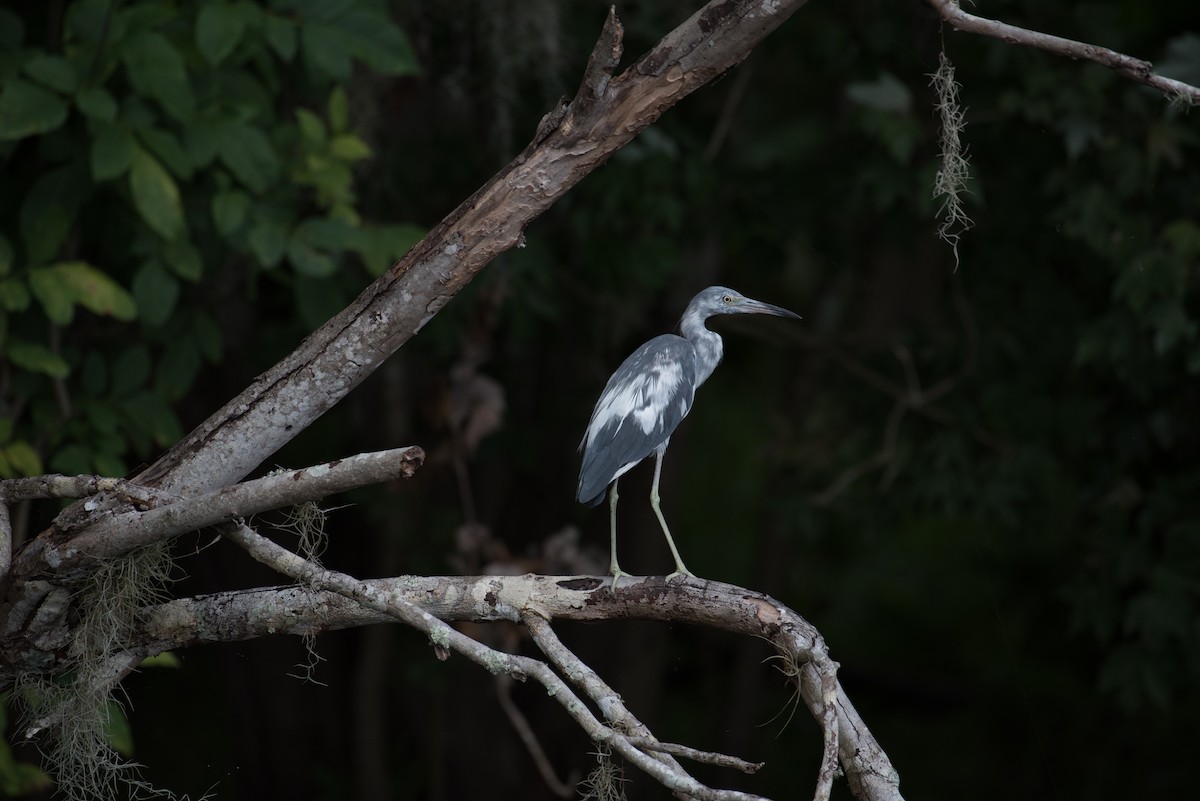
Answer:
xmin=928 ymin=0 xmax=1200 ymax=104
xmin=223 ymin=526 xmax=773 ymax=801
xmin=135 ymin=573 xmax=900 ymax=801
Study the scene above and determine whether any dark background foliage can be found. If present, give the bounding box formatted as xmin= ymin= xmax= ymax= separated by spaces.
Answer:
xmin=1 ymin=0 xmax=1198 ymax=798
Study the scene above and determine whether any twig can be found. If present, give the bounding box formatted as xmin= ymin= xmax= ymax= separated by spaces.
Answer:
xmin=0 ymin=475 xmax=165 ymax=504
xmin=496 ymin=673 xmax=578 ymax=798
xmin=573 ymin=6 xmax=624 ymax=116
xmin=625 ymin=736 xmax=764 ymax=774
xmin=704 ymin=61 xmax=755 ymax=160
xmin=44 ymin=447 xmax=425 ymax=571
xmin=522 ymin=613 xmax=696 ymax=781
xmin=927 ymin=0 xmax=1200 ymax=105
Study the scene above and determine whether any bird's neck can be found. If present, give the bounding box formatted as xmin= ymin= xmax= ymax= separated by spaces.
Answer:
xmin=681 ymin=316 xmax=723 ymax=387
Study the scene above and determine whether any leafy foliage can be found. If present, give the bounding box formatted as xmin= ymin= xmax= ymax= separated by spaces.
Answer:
xmin=0 ymin=0 xmax=420 ymax=480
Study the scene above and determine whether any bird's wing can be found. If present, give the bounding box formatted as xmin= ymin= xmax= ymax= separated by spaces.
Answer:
xmin=577 ymin=335 xmax=697 ymax=505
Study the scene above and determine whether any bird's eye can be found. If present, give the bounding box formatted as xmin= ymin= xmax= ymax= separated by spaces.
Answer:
xmin=722 ymin=295 xmax=734 ymax=304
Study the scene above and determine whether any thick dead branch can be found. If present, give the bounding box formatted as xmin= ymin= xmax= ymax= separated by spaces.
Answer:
xmin=928 ymin=0 xmax=1200 ymax=104
xmin=40 ymin=448 xmax=423 ymax=573
xmin=224 ymin=526 xmax=774 ymax=800
xmin=135 ymin=574 xmax=899 ymax=801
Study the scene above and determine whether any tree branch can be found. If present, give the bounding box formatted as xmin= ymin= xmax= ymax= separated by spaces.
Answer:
xmin=135 ymin=573 xmax=900 ymax=801
xmin=222 ymin=525 xmax=777 ymax=800
xmin=928 ymin=0 xmax=1200 ymax=104
xmin=41 ymin=447 xmax=423 ymax=574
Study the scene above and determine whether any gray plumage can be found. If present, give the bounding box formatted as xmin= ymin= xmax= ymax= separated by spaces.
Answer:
xmin=577 ymin=286 xmax=800 ymax=582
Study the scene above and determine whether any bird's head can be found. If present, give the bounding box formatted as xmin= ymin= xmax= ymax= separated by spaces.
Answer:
xmin=687 ymin=286 xmax=801 ymax=322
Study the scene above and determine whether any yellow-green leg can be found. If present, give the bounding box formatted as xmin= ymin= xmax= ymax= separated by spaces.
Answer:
xmin=651 ymin=447 xmax=693 ymax=580
xmin=608 ymin=480 xmax=627 ymax=589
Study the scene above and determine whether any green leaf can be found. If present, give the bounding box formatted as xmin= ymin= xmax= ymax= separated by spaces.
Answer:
xmin=354 ymin=223 xmax=424 ymax=276
xmin=295 ymin=108 xmax=326 ymax=145
xmin=2 ymin=440 xmax=43 ymax=477
xmin=330 ymin=133 xmax=371 ymax=161
xmin=192 ymin=313 xmax=222 ymax=362
xmin=92 ymin=451 xmax=127 ymax=478
xmin=328 ymin=86 xmax=348 ymax=132
xmin=24 ymin=55 xmax=78 ymax=94
xmin=111 ymin=345 xmax=150 ymax=397
xmin=330 ymin=8 xmax=419 ymax=76
xmin=140 ymin=652 xmax=182 ymax=668
xmin=155 ymin=337 xmax=200 ymax=400
xmin=50 ymin=444 xmax=92 ymax=476
xmin=76 ymin=87 xmax=117 ymax=121
xmin=301 ymin=23 xmax=353 ymax=80
xmin=287 ymin=218 xmax=353 ymax=277
xmin=164 ymin=240 xmax=203 ymax=282
xmin=212 ymin=189 xmax=250 ymax=236
xmin=183 ymin=117 xmax=222 ymax=168
xmin=295 ymin=216 xmax=355 ymax=250
xmin=0 ymin=417 xmax=12 ymax=444
xmin=29 ymin=262 xmax=137 ymax=324
xmin=287 ymin=235 xmax=338 ymax=277
xmin=248 ymin=217 xmax=288 ymax=267
xmin=139 ymin=128 xmax=194 ymax=180
xmin=0 ymin=278 xmax=30 ymax=311
xmin=846 ymin=72 xmax=912 ymax=114
xmin=0 ymin=78 xmax=69 ymax=140
xmin=217 ymin=122 xmax=280 ymax=193
xmin=121 ymin=31 xmax=194 ymax=123
xmin=20 ymin=166 xmax=81 ymax=262
xmin=91 ymin=122 xmax=136 ymax=181
xmin=264 ymin=15 xmax=297 ymax=61
xmin=120 ymin=391 xmax=181 ymax=447
xmin=196 ymin=3 xmax=246 ymax=66
xmin=132 ymin=261 xmax=179 ymax=327
xmin=105 ymin=701 xmax=134 ymax=757
xmin=1148 ymin=300 xmax=1197 ymax=355
xmin=84 ymin=399 xmax=121 ymax=434
xmin=6 ymin=340 xmax=70 ymax=379
xmin=295 ymin=274 xmax=347 ymax=329
xmin=130 ymin=148 xmax=185 ymax=240
xmin=27 ymin=269 xmax=74 ymax=324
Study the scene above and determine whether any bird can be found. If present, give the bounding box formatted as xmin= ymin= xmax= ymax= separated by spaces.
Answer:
xmin=577 ymin=286 xmax=800 ymax=585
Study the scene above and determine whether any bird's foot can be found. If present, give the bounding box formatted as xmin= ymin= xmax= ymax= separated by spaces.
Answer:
xmin=665 ymin=568 xmax=696 ymax=582
xmin=609 ymin=565 xmax=630 ymax=591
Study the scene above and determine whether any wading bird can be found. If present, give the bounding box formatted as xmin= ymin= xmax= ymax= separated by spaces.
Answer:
xmin=577 ymin=286 xmax=800 ymax=584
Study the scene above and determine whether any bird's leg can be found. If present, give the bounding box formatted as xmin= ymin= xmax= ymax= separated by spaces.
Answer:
xmin=608 ymin=479 xmax=627 ymax=589
xmin=650 ymin=448 xmax=694 ymax=580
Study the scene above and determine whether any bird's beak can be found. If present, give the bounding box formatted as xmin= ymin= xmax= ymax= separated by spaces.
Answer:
xmin=740 ymin=298 xmax=801 ymax=320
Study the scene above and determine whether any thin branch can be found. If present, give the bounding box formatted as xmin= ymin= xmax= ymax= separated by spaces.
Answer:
xmin=625 ymin=737 xmax=764 ymax=774
xmin=522 ymin=613 xmax=697 ymax=784
xmin=928 ymin=0 xmax=1200 ymax=104
xmin=496 ymin=673 xmax=578 ymax=799
xmin=43 ymin=447 xmax=424 ymax=572
xmin=0 ymin=475 xmax=165 ymax=504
